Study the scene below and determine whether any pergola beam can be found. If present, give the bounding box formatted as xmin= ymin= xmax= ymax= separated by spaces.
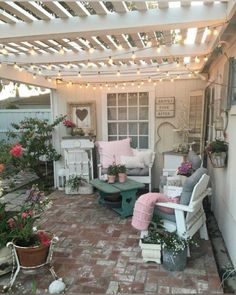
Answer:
xmin=0 ymin=3 xmax=227 ymax=43
xmin=0 ymin=64 xmax=57 ymax=89
xmin=1 ymin=44 xmax=210 ymax=65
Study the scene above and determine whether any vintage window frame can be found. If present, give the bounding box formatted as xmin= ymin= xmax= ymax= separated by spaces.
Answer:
xmin=68 ymin=102 xmax=96 ymax=135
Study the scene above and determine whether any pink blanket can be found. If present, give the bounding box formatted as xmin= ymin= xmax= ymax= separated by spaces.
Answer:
xmin=131 ymin=193 xmax=180 ymax=231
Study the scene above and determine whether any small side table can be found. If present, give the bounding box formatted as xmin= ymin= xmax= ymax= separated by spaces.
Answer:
xmin=90 ymin=178 xmax=144 ymax=218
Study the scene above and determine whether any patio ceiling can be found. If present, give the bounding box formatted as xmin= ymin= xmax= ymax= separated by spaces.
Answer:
xmin=0 ymin=0 xmax=235 ymax=88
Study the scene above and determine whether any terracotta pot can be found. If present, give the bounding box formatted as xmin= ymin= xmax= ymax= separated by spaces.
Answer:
xmin=13 ymin=232 xmax=52 ymax=267
xmin=118 ymin=173 xmax=127 ymax=183
xmin=107 ymin=175 xmax=116 ymax=183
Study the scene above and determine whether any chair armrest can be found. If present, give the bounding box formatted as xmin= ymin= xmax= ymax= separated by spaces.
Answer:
xmin=157 ymin=202 xmax=194 ymax=212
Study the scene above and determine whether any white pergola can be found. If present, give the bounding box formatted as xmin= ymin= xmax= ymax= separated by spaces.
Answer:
xmin=0 ymin=0 xmax=235 ymax=89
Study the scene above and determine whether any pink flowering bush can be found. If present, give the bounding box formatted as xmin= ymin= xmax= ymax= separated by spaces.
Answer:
xmin=177 ymin=161 xmax=193 ymax=177
xmin=10 ymin=143 xmax=23 ymax=157
xmin=63 ymin=119 xmax=76 ymax=128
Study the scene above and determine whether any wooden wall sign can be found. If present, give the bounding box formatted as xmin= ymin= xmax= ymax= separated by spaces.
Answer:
xmin=156 ymin=97 xmax=175 ymax=118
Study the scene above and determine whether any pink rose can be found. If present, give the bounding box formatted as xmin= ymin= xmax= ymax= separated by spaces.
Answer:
xmin=21 ymin=212 xmax=28 ymax=219
xmin=7 ymin=218 xmax=15 ymax=228
xmin=10 ymin=144 xmax=23 ymax=157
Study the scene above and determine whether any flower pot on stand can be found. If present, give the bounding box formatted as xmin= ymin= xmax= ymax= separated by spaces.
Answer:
xmin=118 ymin=173 xmax=127 ymax=183
xmin=162 ymin=247 xmax=187 ymax=271
xmin=107 ymin=175 xmax=116 ymax=184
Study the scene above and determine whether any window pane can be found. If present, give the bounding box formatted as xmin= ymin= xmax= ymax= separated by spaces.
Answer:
xmin=128 ymin=107 xmax=138 ymax=120
xmin=107 ymin=93 xmax=116 ymax=106
xmin=139 ymin=92 xmax=148 ymax=105
xmin=118 ymin=123 xmax=127 ymax=135
xmin=139 ymin=107 xmax=148 ymax=120
xmin=118 ymin=93 xmax=127 ymax=106
xmin=128 ymin=93 xmax=138 ymax=105
xmin=118 ymin=107 xmax=127 ymax=120
xmin=108 ymin=136 xmax=118 ymax=141
xmin=128 ymin=123 xmax=138 ymax=135
xmin=130 ymin=136 xmax=138 ymax=148
xmin=139 ymin=123 xmax=148 ymax=135
xmin=108 ymin=123 xmax=117 ymax=135
xmin=139 ymin=136 xmax=148 ymax=148
xmin=118 ymin=136 xmax=127 ymax=141
xmin=108 ymin=108 xmax=117 ymax=120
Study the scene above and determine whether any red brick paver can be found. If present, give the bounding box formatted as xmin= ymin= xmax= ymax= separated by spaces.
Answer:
xmin=2 ymin=191 xmax=223 ymax=294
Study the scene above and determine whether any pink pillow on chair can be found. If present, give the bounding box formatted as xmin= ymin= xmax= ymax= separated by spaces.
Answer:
xmin=96 ymin=138 xmax=133 ymax=168
xmin=157 ymin=196 xmax=180 ymax=214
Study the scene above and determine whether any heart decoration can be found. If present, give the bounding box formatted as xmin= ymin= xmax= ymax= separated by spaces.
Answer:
xmin=76 ymin=108 xmax=88 ymax=121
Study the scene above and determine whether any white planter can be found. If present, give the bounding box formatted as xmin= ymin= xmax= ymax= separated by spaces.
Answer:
xmin=140 ymin=240 xmax=161 ymax=264
xmin=65 ymin=184 xmax=93 ymax=195
xmin=0 ymin=246 xmax=12 ymax=276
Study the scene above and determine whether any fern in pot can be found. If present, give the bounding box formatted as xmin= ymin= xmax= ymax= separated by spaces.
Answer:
xmin=65 ymin=175 xmax=93 ymax=195
xmin=117 ymin=164 xmax=127 ymax=183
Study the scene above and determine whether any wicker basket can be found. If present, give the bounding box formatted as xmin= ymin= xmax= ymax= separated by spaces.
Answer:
xmin=208 ymin=151 xmax=227 ymax=168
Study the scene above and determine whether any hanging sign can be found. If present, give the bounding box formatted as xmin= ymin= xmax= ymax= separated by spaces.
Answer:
xmin=155 ymin=97 xmax=175 ymax=118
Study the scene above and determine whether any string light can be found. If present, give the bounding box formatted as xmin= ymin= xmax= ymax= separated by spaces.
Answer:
xmin=195 ymin=56 xmax=200 ymax=63
xmin=33 ymin=73 xmax=36 ymax=79
xmin=47 ymin=77 xmax=52 ymax=82
xmin=14 ymin=62 xmax=18 ymax=69
xmin=1 ymin=46 xmax=8 ymax=55
xmin=204 ymin=55 xmax=208 ymax=62
xmin=89 ymin=47 xmax=94 ymax=53
xmin=153 ymin=81 xmax=157 ymax=86
xmin=18 ymin=66 xmax=23 ymax=72
xmin=148 ymin=77 xmax=152 ymax=83
xmin=156 ymin=45 xmax=161 ymax=53
xmin=132 ymin=51 xmax=136 ymax=59
xmin=147 ymin=40 xmax=152 ymax=47
xmin=59 ymin=46 xmax=65 ymax=55
xmin=115 ymin=83 xmax=118 ymax=88
xmin=137 ymin=68 xmax=140 ymax=75
xmin=30 ymin=47 xmax=36 ymax=55
xmin=108 ymin=56 xmax=113 ymax=65
xmin=77 ymin=71 xmax=81 ymax=77
xmin=58 ymin=70 xmax=61 ymax=77
xmin=156 ymin=65 xmax=160 ymax=72
xmin=213 ymin=28 xmax=218 ymax=36
xmin=99 ymin=84 xmax=103 ymax=89
xmin=116 ymin=70 xmax=120 ymax=76
xmin=207 ymin=27 xmax=212 ymax=35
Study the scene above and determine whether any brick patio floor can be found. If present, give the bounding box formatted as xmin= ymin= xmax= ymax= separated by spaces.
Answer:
xmin=2 ymin=191 xmax=223 ymax=294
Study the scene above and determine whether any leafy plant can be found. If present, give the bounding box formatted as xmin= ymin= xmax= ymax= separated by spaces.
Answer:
xmin=107 ymin=163 xmax=118 ymax=176
xmin=0 ymin=184 xmax=52 ymax=247
xmin=142 ymin=216 xmax=164 ymax=244
xmin=206 ymin=139 xmax=228 ymax=153
xmin=118 ymin=164 xmax=126 ymax=174
xmin=7 ymin=115 xmax=65 ymax=179
xmin=66 ymin=175 xmax=87 ymax=190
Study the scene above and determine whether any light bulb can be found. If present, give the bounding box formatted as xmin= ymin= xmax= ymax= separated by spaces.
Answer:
xmin=213 ymin=28 xmax=218 ymax=36
xmin=77 ymin=71 xmax=81 ymax=77
xmin=30 ymin=47 xmax=36 ymax=55
xmin=157 ymin=45 xmax=161 ymax=53
xmin=137 ymin=68 xmax=140 ymax=75
xmin=156 ymin=65 xmax=160 ymax=72
xmin=89 ymin=47 xmax=94 ymax=53
xmin=108 ymin=56 xmax=113 ymax=65
xmin=117 ymin=70 xmax=120 ymax=76
xmin=132 ymin=51 xmax=136 ymax=59
xmin=59 ymin=46 xmax=65 ymax=54
xmin=148 ymin=77 xmax=152 ymax=83
xmin=195 ymin=56 xmax=200 ymax=63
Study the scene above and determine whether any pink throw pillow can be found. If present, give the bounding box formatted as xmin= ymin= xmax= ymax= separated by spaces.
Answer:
xmin=157 ymin=196 xmax=180 ymax=214
xmin=96 ymin=138 xmax=133 ymax=168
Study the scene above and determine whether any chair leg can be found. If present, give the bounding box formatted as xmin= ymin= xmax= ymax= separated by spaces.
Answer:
xmin=200 ymin=223 xmax=209 ymax=240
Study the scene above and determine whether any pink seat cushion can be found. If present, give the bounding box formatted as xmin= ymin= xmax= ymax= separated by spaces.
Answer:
xmin=157 ymin=196 xmax=180 ymax=214
xmin=96 ymin=138 xmax=133 ymax=168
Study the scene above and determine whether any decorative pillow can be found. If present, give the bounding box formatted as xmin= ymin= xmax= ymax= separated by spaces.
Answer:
xmin=187 ymin=150 xmax=202 ymax=171
xmin=132 ymin=149 xmax=153 ymax=167
xmin=96 ymin=138 xmax=133 ymax=168
xmin=180 ymin=167 xmax=208 ymax=205
xmin=120 ymin=155 xmax=144 ymax=169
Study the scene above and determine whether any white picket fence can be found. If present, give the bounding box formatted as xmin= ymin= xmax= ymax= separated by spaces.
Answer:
xmin=0 ymin=109 xmax=51 ymax=141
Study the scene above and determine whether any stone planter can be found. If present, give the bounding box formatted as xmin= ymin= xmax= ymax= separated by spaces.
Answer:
xmin=0 ymin=246 xmax=12 ymax=276
xmin=208 ymin=152 xmax=227 ymax=168
xmin=162 ymin=247 xmax=187 ymax=271
xmin=140 ymin=240 xmax=161 ymax=264
xmin=65 ymin=184 xmax=93 ymax=195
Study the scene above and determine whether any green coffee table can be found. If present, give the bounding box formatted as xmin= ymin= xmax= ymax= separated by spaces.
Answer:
xmin=90 ymin=178 xmax=145 ymax=218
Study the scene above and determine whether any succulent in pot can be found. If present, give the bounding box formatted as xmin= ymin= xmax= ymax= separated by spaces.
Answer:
xmin=107 ymin=163 xmax=118 ymax=183
xmin=117 ymin=164 xmax=127 ymax=183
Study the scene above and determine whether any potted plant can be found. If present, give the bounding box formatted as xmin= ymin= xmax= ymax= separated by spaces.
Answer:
xmin=65 ymin=175 xmax=93 ymax=194
xmin=63 ymin=118 xmax=76 ymax=135
xmin=107 ymin=163 xmax=118 ymax=183
xmin=205 ymin=139 xmax=228 ymax=168
xmin=117 ymin=164 xmax=127 ymax=183
xmin=176 ymin=161 xmax=193 ymax=185
xmin=4 ymin=185 xmax=56 ymax=268
xmin=140 ymin=217 xmax=164 ymax=264
xmin=161 ymin=231 xmax=197 ymax=271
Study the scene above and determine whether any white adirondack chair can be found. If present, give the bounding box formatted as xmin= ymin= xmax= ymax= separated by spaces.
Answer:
xmin=156 ymin=174 xmax=210 ymax=240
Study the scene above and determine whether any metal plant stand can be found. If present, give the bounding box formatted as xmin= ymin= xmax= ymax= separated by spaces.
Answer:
xmin=4 ymin=236 xmax=59 ymax=291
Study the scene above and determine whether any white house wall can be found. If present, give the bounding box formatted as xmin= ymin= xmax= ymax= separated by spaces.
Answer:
xmin=208 ymin=40 xmax=236 ymax=267
xmin=52 ymin=79 xmax=206 ymax=190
